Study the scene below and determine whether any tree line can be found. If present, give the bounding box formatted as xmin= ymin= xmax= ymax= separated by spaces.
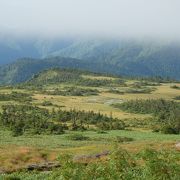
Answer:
xmin=0 ymin=104 xmax=125 ymax=136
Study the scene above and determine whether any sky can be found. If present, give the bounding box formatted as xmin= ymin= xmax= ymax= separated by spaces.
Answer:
xmin=0 ymin=0 xmax=180 ymax=39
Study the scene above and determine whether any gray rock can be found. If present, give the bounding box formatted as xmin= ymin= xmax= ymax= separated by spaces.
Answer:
xmin=73 ymin=150 xmax=110 ymax=162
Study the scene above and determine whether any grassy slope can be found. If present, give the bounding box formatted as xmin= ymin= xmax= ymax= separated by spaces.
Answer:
xmin=0 ymin=129 xmax=179 ymax=172
xmin=0 ymin=72 xmax=180 ymax=173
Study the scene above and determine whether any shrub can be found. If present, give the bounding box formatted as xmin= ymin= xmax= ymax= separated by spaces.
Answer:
xmin=171 ymin=85 xmax=180 ymax=89
xmin=97 ymin=130 xmax=108 ymax=134
xmin=161 ymin=125 xmax=179 ymax=134
xmin=115 ymin=136 xmax=134 ymax=143
xmin=41 ymin=101 xmax=53 ymax=106
xmin=11 ymin=124 xmax=24 ymax=137
xmin=67 ymin=134 xmax=90 ymax=141
xmin=173 ymin=96 xmax=180 ymax=100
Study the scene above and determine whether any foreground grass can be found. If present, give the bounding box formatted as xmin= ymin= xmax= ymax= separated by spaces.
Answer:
xmin=0 ymin=79 xmax=179 ymax=178
xmin=1 ymin=146 xmax=180 ymax=180
xmin=0 ymin=128 xmax=179 ymax=173
xmin=0 ymin=129 xmax=179 ymax=148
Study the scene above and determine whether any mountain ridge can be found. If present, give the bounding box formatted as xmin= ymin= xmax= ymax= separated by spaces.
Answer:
xmin=0 ymin=38 xmax=180 ymax=83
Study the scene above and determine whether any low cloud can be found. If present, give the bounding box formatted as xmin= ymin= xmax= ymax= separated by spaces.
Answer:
xmin=0 ymin=0 xmax=180 ymax=39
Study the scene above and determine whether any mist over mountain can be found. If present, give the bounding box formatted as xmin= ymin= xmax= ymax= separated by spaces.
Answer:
xmin=0 ymin=0 xmax=180 ymax=80
xmin=0 ymin=35 xmax=75 ymax=64
xmin=49 ymin=38 xmax=180 ymax=78
xmin=0 ymin=37 xmax=180 ymax=82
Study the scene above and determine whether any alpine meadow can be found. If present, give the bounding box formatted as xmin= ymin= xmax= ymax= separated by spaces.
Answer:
xmin=0 ymin=0 xmax=180 ymax=179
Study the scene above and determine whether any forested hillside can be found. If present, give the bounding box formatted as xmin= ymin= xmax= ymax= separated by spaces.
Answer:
xmin=49 ymin=39 xmax=180 ymax=79
xmin=0 ymin=38 xmax=180 ymax=84
xmin=0 ymin=57 xmax=86 ymax=84
xmin=0 ymin=57 xmax=123 ymax=85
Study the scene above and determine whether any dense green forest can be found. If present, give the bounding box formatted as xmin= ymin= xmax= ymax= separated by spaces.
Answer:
xmin=113 ymin=99 xmax=180 ymax=134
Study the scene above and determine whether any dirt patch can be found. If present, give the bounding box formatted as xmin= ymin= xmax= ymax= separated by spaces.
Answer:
xmin=0 ymin=146 xmax=58 ymax=173
xmin=175 ymin=142 xmax=180 ymax=150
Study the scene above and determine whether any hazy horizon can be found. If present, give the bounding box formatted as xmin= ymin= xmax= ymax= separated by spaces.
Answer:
xmin=0 ymin=0 xmax=180 ymax=40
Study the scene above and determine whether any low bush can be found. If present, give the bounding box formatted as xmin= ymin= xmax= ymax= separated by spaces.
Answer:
xmin=171 ymin=85 xmax=180 ymax=89
xmin=173 ymin=96 xmax=180 ymax=100
xmin=0 ymin=91 xmax=33 ymax=102
xmin=161 ymin=125 xmax=179 ymax=134
xmin=67 ymin=134 xmax=90 ymax=141
xmin=41 ymin=101 xmax=53 ymax=106
xmin=115 ymin=136 xmax=134 ymax=143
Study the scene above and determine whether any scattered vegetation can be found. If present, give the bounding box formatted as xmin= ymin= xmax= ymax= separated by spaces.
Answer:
xmin=43 ymin=87 xmax=99 ymax=96
xmin=0 ymin=105 xmax=66 ymax=136
xmin=131 ymin=81 xmax=161 ymax=87
xmin=41 ymin=101 xmax=53 ymax=106
xmin=25 ymin=68 xmax=126 ymax=88
xmin=0 ymin=91 xmax=33 ymax=102
xmin=67 ymin=133 xmax=90 ymax=141
xmin=0 ymin=68 xmax=179 ymax=178
xmin=0 ymin=105 xmax=125 ymax=136
xmin=115 ymin=136 xmax=134 ymax=143
xmin=171 ymin=85 xmax=180 ymax=90
xmin=174 ymin=96 xmax=180 ymax=100
xmin=125 ymin=87 xmax=156 ymax=94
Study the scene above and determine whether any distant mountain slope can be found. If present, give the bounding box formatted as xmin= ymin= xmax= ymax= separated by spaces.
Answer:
xmin=0 ymin=57 xmax=120 ymax=85
xmin=0 ymin=35 xmax=74 ymax=64
xmin=0 ymin=37 xmax=180 ymax=82
xmin=49 ymin=39 xmax=180 ymax=79
xmin=0 ymin=57 xmax=82 ymax=84
xmin=0 ymin=54 xmax=179 ymax=85
xmin=26 ymin=68 xmax=103 ymax=86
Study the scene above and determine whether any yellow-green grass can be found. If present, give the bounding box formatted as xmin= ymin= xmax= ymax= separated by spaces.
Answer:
xmin=102 ymin=84 xmax=180 ymax=101
xmin=0 ymin=128 xmax=179 ymax=172
xmin=1 ymin=82 xmax=179 ymax=120
xmin=0 ymin=77 xmax=180 ymax=173
xmin=32 ymin=93 xmax=149 ymax=119
xmin=81 ymin=74 xmax=117 ymax=80
xmin=32 ymin=83 xmax=180 ymax=119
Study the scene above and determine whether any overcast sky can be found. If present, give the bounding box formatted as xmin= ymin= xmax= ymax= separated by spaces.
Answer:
xmin=0 ymin=0 xmax=180 ymax=39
